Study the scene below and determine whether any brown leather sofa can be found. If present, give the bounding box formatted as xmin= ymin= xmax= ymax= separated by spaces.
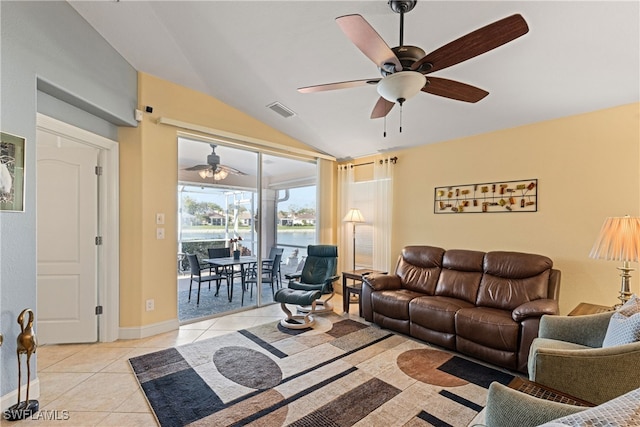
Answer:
xmin=361 ymin=246 xmax=561 ymax=373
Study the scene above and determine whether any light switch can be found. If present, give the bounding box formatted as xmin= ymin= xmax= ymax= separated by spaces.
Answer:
xmin=156 ymin=227 xmax=165 ymax=240
xmin=156 ymin=213 xmax=165 ymax=225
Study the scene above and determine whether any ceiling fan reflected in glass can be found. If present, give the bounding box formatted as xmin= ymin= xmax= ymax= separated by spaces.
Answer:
xmin=298 ymin=0 xmax=529 ymax=121
xmin=184 ymin=144 xmax=247 ymax=181
xmin=198 ymin=168 xmax=228 ymax=181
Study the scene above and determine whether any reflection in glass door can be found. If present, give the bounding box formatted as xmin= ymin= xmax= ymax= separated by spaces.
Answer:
xmin=177 ymin=137 xmax=317 ymax=323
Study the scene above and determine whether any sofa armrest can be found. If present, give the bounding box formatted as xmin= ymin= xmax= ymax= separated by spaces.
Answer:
xmin=512 ymin=299 xmax=559 ymax=322
xmin=538 ymin=311 xmax=613 ymax=347
xmin=485 ymin=382 xmax=585 ymax=427
xmin=529 ymin=340 xmax=640 ymax=404
xmin=363 ymin=273 xmax=401 ymax=291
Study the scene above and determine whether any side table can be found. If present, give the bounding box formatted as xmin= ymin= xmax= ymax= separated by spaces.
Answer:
xmin=568 ymin=302 xmax=613 ymax=316
xmin=507 ymin=377 xmax=594 ymax=407
xmin=342 ymin=269 xmax=386 ymax=316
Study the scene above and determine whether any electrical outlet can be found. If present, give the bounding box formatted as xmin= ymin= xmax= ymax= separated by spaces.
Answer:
xmin=145 ymin=299 xmax=155 ymax=311
xmin=156 ymin=227 xmax=165 ymax=239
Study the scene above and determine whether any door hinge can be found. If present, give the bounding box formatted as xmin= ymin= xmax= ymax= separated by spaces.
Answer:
xmin=95 ymin=166 xmax=103 ymax=175
xmin=95 ymin=305 xmax=103 ymax=315
xmin=95 ymin=236 xmax=103 ymax=245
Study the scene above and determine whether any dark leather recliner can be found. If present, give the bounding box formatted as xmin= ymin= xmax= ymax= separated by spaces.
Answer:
xmin=286 ymin=245 xmax=340 ymax=313
xmin=362 ymin=246 xmax=560 ymax=373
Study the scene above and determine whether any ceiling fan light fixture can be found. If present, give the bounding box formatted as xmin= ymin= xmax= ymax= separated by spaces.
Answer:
xmin=376 ymin=71 xmax=426 ymax=103
xmin=197 ymin=168 xmax=228 ymax=180
xmin=213 ymin=169 xmax=228 ymax=181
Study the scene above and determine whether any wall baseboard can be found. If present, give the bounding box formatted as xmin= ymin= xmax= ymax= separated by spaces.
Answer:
xmin=118 ymin=318 xmax=179 ymax=340
xmin=1 ymin=379 xmax=40 ymax=416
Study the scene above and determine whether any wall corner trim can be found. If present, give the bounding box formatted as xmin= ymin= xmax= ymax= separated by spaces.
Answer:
xmin=0 ymin=379 xmax=40 ymax=414
xmin=118 ymin=319 xmax=180 ymax=340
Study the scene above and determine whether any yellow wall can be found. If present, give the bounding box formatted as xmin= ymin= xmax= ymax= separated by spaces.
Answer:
xmin=121 ymin=72 xmax=638 ymax=329
xmin=346 ymin=103 xmax=640 ymax=314
xmin=118 ymin=72 xmax=326 ymax=328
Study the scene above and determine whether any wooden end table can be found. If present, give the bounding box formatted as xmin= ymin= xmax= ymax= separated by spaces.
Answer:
xmin=508 ymin=377 xmax=594 ymax=407
xmin=342 ymin=269 xmax=386 ymax=316
xmin=568 ymin=302 xmax=613 ymax=316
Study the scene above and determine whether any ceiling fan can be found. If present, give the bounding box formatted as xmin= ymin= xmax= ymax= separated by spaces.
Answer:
xmin=184 ymin=144 xmax=247 ymax=181
xmin=298 ymin=0 xmax=529 ymax=119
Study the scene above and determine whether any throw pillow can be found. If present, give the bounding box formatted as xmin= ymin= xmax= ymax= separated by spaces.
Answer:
xmin=538 ymin=387 xmax=640 ymax=426
xmin=602 ymin=294 xmax=640 ymax=347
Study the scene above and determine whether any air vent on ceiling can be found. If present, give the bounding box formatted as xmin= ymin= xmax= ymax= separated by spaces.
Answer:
xmin=267 ymin=102 xmax=296 ymax=118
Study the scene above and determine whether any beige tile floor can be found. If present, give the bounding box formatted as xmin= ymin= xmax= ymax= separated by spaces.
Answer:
xmin=7 ymin=302 xmax=337 ymax=427
xmin=6 ymin=300 xmax=487 ymax=427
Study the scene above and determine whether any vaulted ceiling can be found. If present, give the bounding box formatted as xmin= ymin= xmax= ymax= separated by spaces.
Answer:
xmin=70 ymin=1 xmax=639 ymax=161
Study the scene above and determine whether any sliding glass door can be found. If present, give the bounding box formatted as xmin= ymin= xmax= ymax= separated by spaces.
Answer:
xmin=177 ymin=137 xmax=317 ymax=323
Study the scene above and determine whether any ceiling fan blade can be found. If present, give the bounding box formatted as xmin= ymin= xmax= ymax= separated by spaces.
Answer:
xmin=219 ymin=165 xmax=248 ymax=176
xmin=298 ymin=78 xmax=380 ymax=93
xmin=411 ymin=14 xmax=529 ymax=74
xmin=184 ymin=164 xmax=212 ymax=171
xmin=336 ymin=14 xmax=402 ymax=71
xmin=370 ymin=97 xmax=395 ymax=119
xmin=422 ymin=77 xmax=489 ymax=103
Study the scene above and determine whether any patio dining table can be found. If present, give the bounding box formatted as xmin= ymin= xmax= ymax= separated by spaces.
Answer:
xmin=203 ymin=256 xmax=263 ymax=304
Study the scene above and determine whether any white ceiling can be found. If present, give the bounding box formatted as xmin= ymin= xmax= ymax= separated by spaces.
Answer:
xmin=69 ymin=1 xmax=639 ymax=161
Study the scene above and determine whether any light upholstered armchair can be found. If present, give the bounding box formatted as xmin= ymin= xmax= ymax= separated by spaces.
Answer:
xmin=528 ymin=311 xmax=640 ymax=405
xmin=485 ymin=382 xmax=640 ymax=427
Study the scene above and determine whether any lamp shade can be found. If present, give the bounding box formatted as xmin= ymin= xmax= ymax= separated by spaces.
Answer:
xmin=589 ymin=216 xmax=640 ymax=261
xmin=343 ymin=208 xmax=365 ymax=223
xmin=376 ymin=71 xmax=426 ymax=103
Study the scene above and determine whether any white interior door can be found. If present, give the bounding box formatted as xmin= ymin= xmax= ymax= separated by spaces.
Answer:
xmin=37 ymin=132 xmax=99 ymax=344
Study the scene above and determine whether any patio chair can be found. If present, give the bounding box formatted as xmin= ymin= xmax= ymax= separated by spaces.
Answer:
xmin=285 ymin=245 xmax=339 ymax=314
xmin=264 ymin=247 xmax=284 ymax=290
xmin=245 ymin=249 xmax=283 ymax=300
xmin=186 ymin=253 xmax=226 ymax=305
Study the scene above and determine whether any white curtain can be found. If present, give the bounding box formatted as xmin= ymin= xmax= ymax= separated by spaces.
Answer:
xmin=337 ymin=163 xmax=355 ymax=273
xmin=372 ymin=157 xmax=394 ymax=272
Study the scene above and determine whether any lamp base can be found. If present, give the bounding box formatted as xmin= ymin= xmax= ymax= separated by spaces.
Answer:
xmin=614 ymin=264 xmax=634 ymax=308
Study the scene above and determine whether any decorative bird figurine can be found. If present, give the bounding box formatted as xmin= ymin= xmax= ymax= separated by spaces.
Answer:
xmin=10 ymin=308 xmax=39 ymax=419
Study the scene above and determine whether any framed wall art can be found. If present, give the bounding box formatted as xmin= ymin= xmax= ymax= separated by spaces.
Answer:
xmin=0 ymin=132 xmax=26 ymax=212
xmin=434 ymin=179 xmax=537 ymax=214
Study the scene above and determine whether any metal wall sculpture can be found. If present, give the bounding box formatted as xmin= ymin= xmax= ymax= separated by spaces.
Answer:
xmin=434 ymin=179 xmax=537 ymax=214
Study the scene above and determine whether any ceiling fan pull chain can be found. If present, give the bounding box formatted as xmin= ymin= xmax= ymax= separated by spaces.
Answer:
xmin=399 ymin=103 xmax=403 ymax=133
xmin=383 ymin=115 xmax=387 ymax=138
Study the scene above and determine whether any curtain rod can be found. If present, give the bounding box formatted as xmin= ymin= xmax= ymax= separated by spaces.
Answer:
xmin=157 ymin=117 xmax=336 ymax=161
xmin=349 ymin=156 xmax=398 ymax=168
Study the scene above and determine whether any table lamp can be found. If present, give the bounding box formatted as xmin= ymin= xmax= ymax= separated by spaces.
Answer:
xmin=589 ymin=215 xmax=640 ymax=307
xmin=343 ymin=208 xmax=365 ymax=271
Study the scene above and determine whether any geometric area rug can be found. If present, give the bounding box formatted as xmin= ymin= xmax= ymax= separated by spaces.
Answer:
xmin=129 ymin=314 xmax=514 ymax=427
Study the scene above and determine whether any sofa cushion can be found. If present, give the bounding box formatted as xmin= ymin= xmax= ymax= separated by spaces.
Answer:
xmin=397 ymin=246 xmax=444 ymax=294
xmin=476 ymin=251 xmax=552 ymax=310
xmin=372 ymin=289 xmax=423 ymax=320
xmin=603 ymin=294 xmax=640 ymax=347
xmin=410 ymin=296 xmax=475 ymax=334
xmin=434 ymin=249 xmax=484 ymax=303
xmin=456 ymin=307 xmax=519 ymax=351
